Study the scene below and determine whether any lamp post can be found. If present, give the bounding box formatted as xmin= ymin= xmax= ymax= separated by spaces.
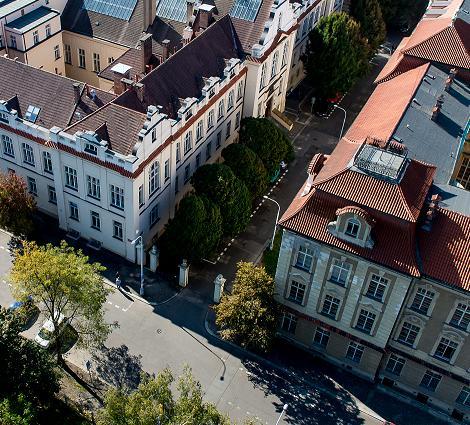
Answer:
xmin=131 ymin=232 xmax=145 ymax=296
xmin=275 ymin=404 xmax=288 ymax=425
xmin=263 ymin=195 xmax=281 ymax=250
xmin=333 ymin=104 xmax=347 ymax=140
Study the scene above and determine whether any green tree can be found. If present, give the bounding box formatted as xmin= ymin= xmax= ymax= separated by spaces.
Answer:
xmin=159 ymin=194 xmax=222 ymax=267
xmin=191 ymin=164 xmax=251 ymax=236
xmin=214 ymin=262 xmax=280 ymax=353
xmin=378 ymin=0 xmax=427 ymax=30
xmin=239 ymin=118 xmax=293 ymax=178
xmin=222 ymin=143 xmax=268 ymax=200
xmin=97 ymin=367 xmax=231 ymax=425
xmin=0 ymin=309 xmax=59 ymax=406
xmin=0 ymin=171 xmax=36 ymax=236
xmin=351 ymin=0 xmax=386 ymax=52
xmin=0 ymin=395 xmax=36 ymax=425
xmin=304 ymin=12 xmax=370 ymax=100
xmin=10 ymin=241 xmax=112 ymax=362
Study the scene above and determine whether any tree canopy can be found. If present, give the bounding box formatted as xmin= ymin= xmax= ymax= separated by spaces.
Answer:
xmin=0 ymin=171 xmax=36 ymax=236
xmin=239 ymin=118 xmax=293 ymax=178
xmin=351 ymin=0 xmax=386 ymax=52
xmin=191 ymin=164 xmax=251 ymax=236
xmin=159 ymin=194 xmax=223 ymax=267
xmin=304 ymin=12 xmax=370 ymax=100
xmin=378 ymin=0 xmax=427 ymax=30
xmin=222 ymin=143 xmax=268 ymax=200
xmin=10 ymin=241 xmax=112 ymax=361
xmin=214 ymin=262 xmax=280 ymax=353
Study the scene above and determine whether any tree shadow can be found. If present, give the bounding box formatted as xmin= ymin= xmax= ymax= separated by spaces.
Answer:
xmin=91 ymin=344 xmax=144 ymax=393
xmin=242 ymin=359 xmax=364 ymax=425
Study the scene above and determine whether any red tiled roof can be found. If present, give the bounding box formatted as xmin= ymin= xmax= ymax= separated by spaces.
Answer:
xmin=279 ymin=188 xmax=421 ymax=276
xmin=418 ymin=207 xmax=470 ymax=290
xmin=336 ymin=206 xmax=376 ymax=226
xmin=307 ymin=153 xmax=328 ymax=175
xmin=346 ymin=63 xmax=430 ymax=143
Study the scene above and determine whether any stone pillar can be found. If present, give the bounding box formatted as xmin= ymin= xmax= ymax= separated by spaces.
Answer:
xmin=179 ymin=259 xmax=189 ymax=287
xmin=213 ymin=274 xmax=226 ymax=303
xmin=149 ymin=245 xmax=159 ymax=272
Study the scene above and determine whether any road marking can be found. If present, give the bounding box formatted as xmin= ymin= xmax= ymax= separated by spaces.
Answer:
xmin=114 ymin=304 xmax=120 ymax=309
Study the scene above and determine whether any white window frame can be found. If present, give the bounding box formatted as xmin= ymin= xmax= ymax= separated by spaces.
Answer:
xmin=287 ymin=280 xmax=306 ymax=304
xmin=54 ymin=45 xmax=60 ymax=60
xmin=313 ymin=327 xmax=330 ymax=347
xmin=217 ymin=100 xmax=225 ymax=121
xmin=86 ymin=175 xmax=100 ymax=199
xmin=434 ymin=337 xmax=458 ymax=363
xmin=138 ymin=185 xmax=144 ymax=207
xmin=47 ymin=185 xmax=57 ymax=204
xmin=346 ymin=342 xmax=364 ymax=363
xmin=176 ymin=142 xmax=181 ymax=163
xmin=113 ymin=221 xmax=123 ymax=240
xmin=27 ymin=176 xmax=37 ymax=196
xmin=345 ymin=218 xmax=360 ymax=238
xmin=45 ymin=24 xmax=51 ymax=37
xmin=410 ymin=287 xmax=435 ymax=316
xmin=456 ymin=387 xmax=470 ymax=407
xmin=281 ymin=312 xmax=297 ymax=334
xmin=149 ymin=161 xmax=160 ymax=194
xmin=64 ymin=166 xmax=78 ymax=190
xmin=78 ymin=48 xmax=86 ymax=69
xmin=42 ymin=151 xmax=53 ymax=173
xmin=227 ymin=90 xmax=234 ymax=110
xmin=33 ymin=30 xmax=39 ymax=45
xmin=271 ymin=51 xmax=279 ymax=78
xmin=22 ymin=143 xmax=35 ymax=165
xmin=385 ymin=354 xmax=406 ymax=376
xmin=356 ymin=309 xmax=376 ymax=334
xmin=260 ymin=63 xmax=267 ymax=89
xmin=450 ymin=303 xmax=470 ymax=330
xmin=164 ymin=159 xmax=170 ymax=181
xmin=281 ymin=42 xmax=289 ymax=67
xmin=93 ymin=52 xmax=100 ymax=73
xmin=110 ymin=184 xmax=124 ymax=209
xmin=90 ymin=211 xmax=101 ymax=230
xmin=207 ymin=110 xmax=214 ymax=129
xmin=237 ymin=80 xmax=244 ymax=100
xmin=329 ymin=259 xmax=351 ymax=286
xmin=420 ymin=370 xmax=441 ymax=392
xmin=196 ymin=120 xmax=203 ymax=141
xmin=2 ymin=135 xmax=14 ymax=157
xmin=321 ymin=295 xmax=340 ymax=319
xmin=184 ymin=131 xmax=192 ymax=154
xmin=69 ymin=202 xmax=79 ymax=221
xmin=295 ymin=245 xmax=314 ymax=270
xmin=397 ymin=321 xmax=420 ymax=347
xmin=365 ymin=274 xmax=388 ymax=301
xmin=64 ymin=44 xmax=72 ymax=64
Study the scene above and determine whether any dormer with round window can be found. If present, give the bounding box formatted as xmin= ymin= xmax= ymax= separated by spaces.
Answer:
xmin=327 ymin=206 xmax=375 ymax=248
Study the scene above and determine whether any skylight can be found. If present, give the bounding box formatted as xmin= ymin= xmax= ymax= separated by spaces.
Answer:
xmin=83 ymin=0 xmax=138 ymax=21
xmin=230 ymin=0 xmax=262 ymax=22
xmin=354 ymin=144 xmax=407 ymax=181
xmin=24 ymin=105 xmax=40 ymax=123
xmin=156 ymin=0 xmax=187 ymax=23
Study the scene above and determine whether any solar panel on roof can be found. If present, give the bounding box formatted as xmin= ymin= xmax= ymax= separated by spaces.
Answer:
xmin=230 ymin=0 xmax=262 ymax=22
xmin=83 ymin=0 xmax=138 ymax=21
xmin=156 ymin=0 xmax=187 ymax=23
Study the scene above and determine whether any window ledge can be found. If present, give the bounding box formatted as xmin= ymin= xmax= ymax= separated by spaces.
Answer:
xmin=364 ymin=294 xmax=384 ymax=303
xmin=292 ymin=264 xmax=311 ymax=273
xmin=327 ymin=279 xmax=346 ymax=288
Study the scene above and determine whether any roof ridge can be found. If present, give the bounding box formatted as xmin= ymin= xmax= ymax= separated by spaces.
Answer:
xmin=65 ymin=102 xmax=113 ymax=131
xmin=278 ymin=184 xmax=317 ymax=224
xmin=403 ymin=21 xmax=452 ymax=54
xmin=110 ymin=100 xmax=147 ymax=116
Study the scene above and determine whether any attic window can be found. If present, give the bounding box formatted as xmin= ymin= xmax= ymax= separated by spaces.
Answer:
xmin=185 ymin=109 xmax=193 ymax=120
xmin=209 ymin=88 xmax=215 ymax=98
xmin=84 ymin=143 xmax=98 ymax=155
xmin=24 ymin=105 xmax=40 ymax=123
xmin=0 ymin=112 xmax=8 ymax=123
xmin=345 ymin=218 xmax=360 ymax=238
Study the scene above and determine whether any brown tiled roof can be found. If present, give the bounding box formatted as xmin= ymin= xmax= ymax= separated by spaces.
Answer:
xmin=0 ymin=57 xmax=115 ymax=129
xmin=66 ymin=103 xmax=146 ymax=155
xmin=346 ymin=63 xmax=430 ymax=144
xmin=280 ymin=187 xmax=421 ymax=276
xmin=418 ymin=207 xmax=470 ymax=290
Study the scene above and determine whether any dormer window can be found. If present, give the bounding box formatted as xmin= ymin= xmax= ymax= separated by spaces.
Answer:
xmin=345 ymin=218 xmax=360 ymax=238
xmin=84 ymin=143 xmax=97 ymax=155
xmin=185 ymin=109 xmax=193 ymax=120
xmin=209 ymin=88 xmax=215 ymax=98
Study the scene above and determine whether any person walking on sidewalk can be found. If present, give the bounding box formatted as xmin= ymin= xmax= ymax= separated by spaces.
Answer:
xmin=115 ymin=272 xmax=122 ymax=290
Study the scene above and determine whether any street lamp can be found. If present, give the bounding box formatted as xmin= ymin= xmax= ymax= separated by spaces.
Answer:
xmin=131 ymin=231 xmax=145 ymax=296
xmin=333 ymin=104 xmax=347 ymax=140
xmin=275 ymin=404 xmax=288 ymax=425
xmin=263 ymin=195 xmax=281 ymax=250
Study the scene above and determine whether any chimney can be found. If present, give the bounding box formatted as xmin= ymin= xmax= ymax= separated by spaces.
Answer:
xmin=73 ymin=82 xmax=81 ymax=104
xmin=198 ymin=4 xmax=215 ymax=29
xmin=162 ymin=39 xmax=170 ymax=62
xmin=445 ymin=68 xmax=457 ymax=92
xmin=186 ymin=0 xmax=194 ymax=24
xmin=111 ymin=63 xmax=132 ymax=95
xmin=431 ymin=95 xmax=444 ymax=121
xmin=422 ymin=194 xmax=441 ymax=231
xmin=143 ymin=0 xmax=156 ymax=30
xmin=140 ymin=33 xmax=153 ymax=74
xmin=135 ymin=82 xmax=145 ymax=103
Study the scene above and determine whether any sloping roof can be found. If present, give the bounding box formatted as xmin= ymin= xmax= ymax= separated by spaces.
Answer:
xmin=5 ymin=6 xmax=59 ymax=33
xmin=61 ymin=0 xmax=145 ymax=48
xmin=0 ymin=56 xmax=115 ymax=129
xmin=418 ymin=207 xmax=470 ymax=290
xmin=66 ymin=103 xmax=146 ymax=155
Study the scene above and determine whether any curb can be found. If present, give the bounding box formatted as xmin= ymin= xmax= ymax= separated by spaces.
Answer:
xmin=0 ymin=228 xmax=15 ymax=238
xmin=203 ymin=309 xmax=386 ymax=424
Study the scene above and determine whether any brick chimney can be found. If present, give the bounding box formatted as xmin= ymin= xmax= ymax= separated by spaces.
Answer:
xmin=143 ymin=0 xmax=156 ymax=30
xmin=140 ymin=33 xmax=153 ymax=74
xmin=431 ymin=95 xmax=444 ymax=122
xmin=73 ymin=82 xmax=81 ymax=104
xmin=198 ymin=4 xmax=215 ymax=29
xmin=111 ymin=63 xmax=132 ymax=95
xmin=134 ymin=82 xmax=145 ymax=103
xmin=445 ymin=68 xmax=457 ymax=92
xmin=162 ymin=39 xmax=170 ymax=62
xmin=422 ymin=194 xmax=441 ymax=231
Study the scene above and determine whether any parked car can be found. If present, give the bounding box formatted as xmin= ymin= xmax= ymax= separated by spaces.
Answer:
xmin=34 ymin=313 xmax=66 ymax=348
xmin=8 ymin=297 xmax=38 ymax=329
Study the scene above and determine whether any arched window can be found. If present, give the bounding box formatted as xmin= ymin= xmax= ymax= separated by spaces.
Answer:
xmin=345 ymin=218 xmax=360 ymax=238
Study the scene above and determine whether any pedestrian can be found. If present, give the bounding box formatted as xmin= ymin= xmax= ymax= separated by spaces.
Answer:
xmin=115 ymin=272 xmax=121 ymax=289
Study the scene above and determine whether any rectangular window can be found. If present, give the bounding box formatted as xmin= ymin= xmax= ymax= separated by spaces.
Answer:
xmin=366 ymin=274 xmax=388 ymax=301
xmin=184 ymin=131 xmax=192 ymax=154
xmin=164 ymin=159 xmax=170 ymax=181
xmin=10 ymin=35 xmax=17 ymax=49
xmin=113 ymin=221 xmax=123 ymax=240
xmin=235 ymin=111 xmax=241 ymax=129
xmin=64 ymin=166 xmax=78 ymax=189
xmin=295 ymin=245 xmax=314 ymax=270
xmin=385 ymin=354 xmax=406 ymax=376
xmin=226 ymin=121 xmax=231 ymax=140
xmin=0 ymin=112 xmax=9 ymax=123
xmin=151 ymin=128 xmax=156 ymax=143
xmin=86 ymin=175 xmax=100 ymax=199
xmin=110 ymin=185 xmax=124 ymax=209
xmin=329 ymin=260 xmax=351 ymax=286
xmin=207 ymin=110 xmax=214 ymax=129
xmin=456 ymin=387 xmax=470 ymax=407
xmin=22 ymin=143 xmax=35 ymax=165
xmin=54 ymin=45 xmax=60 ymax=60
xmin=281 ymin=42 xmax=289 ymax=67
xmin=45 ymin=24 xmax=51 ymax=37
xmin=313 ymin=327 xmax=330 ymax=348
xmin=90 ymin=211 xmax=101 ymax=230
xmin=216 ymin=132 xmax=222 ymax=150
xmin=138 ymin=185 xmax=144 ymax=207
xmin=227 ymin=91 xmax=234 ymax=110
xmin=196 ymin=120 xmax=204 ymax=141
xmin=450 ymin=303 xmax=470 ymax=330
xmin=196 ymin=152 xmax=201 ymax=169
xmin=64 ymin=44 xmax=72 ymax=64
xmin=93 ymin=52 xmax=100 ymax=73
xmin=43 ymin=151 xmax=53 ymax=174
xmin=108 ymin=57 xmax=114 ymax=64
xmin=176 ymin=142 xmax=181 ymax=163
xmin=78 ymin=48 xmax=86 ymax=69
xmin=206 ymin=141 xmax=212 ymax=160
xmin=434 ymin=337 xmax=458 ymax=363
xmin=2 ymin=135 xmax=14 ymax=157
xmin=174 ymin=174 xmax=179 ymax=194
xmin=149 ymin=161 xmax=160 ymax=194
xmin=149 ymin=204 xmax=159 ymax=227
xmin=321 ymin=295 xmax=340 ymax=319
xmin=184 ymin=164 xmax=191 ymax=183
xmin=420 ymin=370 xmax=441 ymax=392
xmin=271 ymin=51 xmax=279 ymax=78
xmin=217 ymin=100 xmax=224 ymax=121
xmin=397 ymin=322 xmax=420 ymax=346
xmin=47 ymin=185 xmax=57 ymax=204
xmin=27 ymin=177 xmax=37 ymax=196
xmin=410 ymin=288 xmax=434 ymax=315
xmin=69 ymin=202 xmax=79 ymax=221
xmin=281 ymin=312 xmax=297 ymax=334
xmin=33 ymin=30 xmax=39 ymax=45
xmin=345 ymin=219 xmax=360 ymax=237
xmin=288 ymin=280 xmax=306 ymax=304
xmin=356 ymin=309 xmax=376 ymax=334
xmin=346 ymin=342 xmax=364 ymax=363
xmin=237 ymin=80 xmax=244 ymax=100
xmin=260 ymin=63 xmax=267 ymax=89
xmin=84 ymin=143 xmax=97 ymax=155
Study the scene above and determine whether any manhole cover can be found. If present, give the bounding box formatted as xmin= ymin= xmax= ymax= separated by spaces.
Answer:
xmin=156 ymin=329 xmax=162 ymax=334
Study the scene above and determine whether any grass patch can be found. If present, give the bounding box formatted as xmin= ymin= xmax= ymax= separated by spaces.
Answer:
xmin=262 ymin=231 xmax=282 ymax=278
